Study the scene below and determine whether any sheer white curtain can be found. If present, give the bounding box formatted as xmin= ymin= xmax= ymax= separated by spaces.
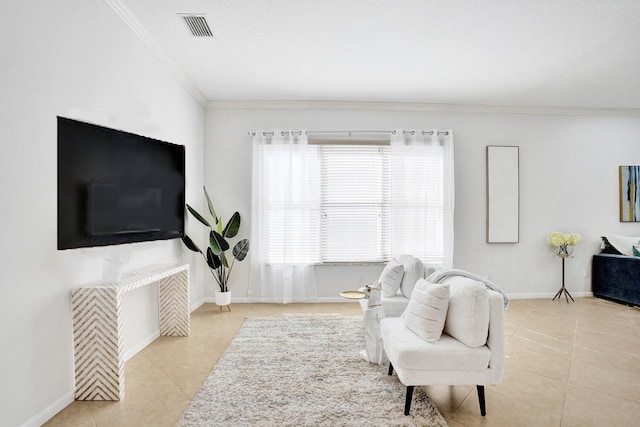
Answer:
xmin=250 ymin=130 xmax=319 ymax=303
xmin=389 ymin=129 xmax=455 ymax=268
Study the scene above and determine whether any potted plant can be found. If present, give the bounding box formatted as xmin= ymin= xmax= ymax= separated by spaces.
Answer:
xmin=181 ymin=186 xmax=250 ymax=310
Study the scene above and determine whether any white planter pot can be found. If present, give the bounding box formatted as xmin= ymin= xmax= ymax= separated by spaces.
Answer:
xmin=215 ymin=291 xmax=231 ymax=307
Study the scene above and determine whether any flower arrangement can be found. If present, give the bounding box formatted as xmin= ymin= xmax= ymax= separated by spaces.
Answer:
xmin=547 ymin=231 xmax=582 ymax=257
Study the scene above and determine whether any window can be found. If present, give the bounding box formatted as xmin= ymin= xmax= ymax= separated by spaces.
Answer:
xmin=253 ymin=131 xmax=452 ymax=266
xmin=319 ymin=142 xmax=445 ymax=263
xmin=319 ymin=144 xmax=389 ymax=262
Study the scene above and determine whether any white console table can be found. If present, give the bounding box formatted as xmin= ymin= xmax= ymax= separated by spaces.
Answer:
xmin=71 ymin=263 xmax=190 ymax=401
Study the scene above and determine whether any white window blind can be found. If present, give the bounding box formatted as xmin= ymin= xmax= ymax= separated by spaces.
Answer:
xmin=320 ymin=145 xmax=390 ymax=262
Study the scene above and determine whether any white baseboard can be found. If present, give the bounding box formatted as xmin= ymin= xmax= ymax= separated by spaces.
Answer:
xmin=190 ymin=297 xmax=208 ymax=312
xmin=123 ymin=330 xmax=160 ymax=362
xmin=19 ymin=391 xmax=75 ymax=427
xmin=225 ymin=297 xmax=361 ymax=304
xmin=193 ymin=293 xmax=595 ymax=305
xmin=33 ymin=296 xmax=229 ymax=427
xmin=507 ymin=291 xmax=594 ymax=300
xmin=32 ymin=327 xmax=171 ymax=427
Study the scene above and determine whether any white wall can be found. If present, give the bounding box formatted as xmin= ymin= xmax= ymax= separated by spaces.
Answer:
xmin=205 ymin=103 xmax=640 ymax=301
xmin=0 ymin=1 xmax=205 ymax=426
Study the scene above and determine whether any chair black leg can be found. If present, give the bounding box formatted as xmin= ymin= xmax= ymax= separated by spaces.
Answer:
xmin=388 ymin=363 xmax=394 ymax=376
xmin=477 ymin=385 xmax=486 ymax=416
xmin=404 ymin=386 xmax=415 ymax=415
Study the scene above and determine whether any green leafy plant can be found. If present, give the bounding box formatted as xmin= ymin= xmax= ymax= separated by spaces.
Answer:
xmin=181 ymin=186 xmax=250 ymax=293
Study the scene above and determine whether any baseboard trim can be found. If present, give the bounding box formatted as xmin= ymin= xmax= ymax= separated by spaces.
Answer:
xmin=123 ymin=330 xmax=160 ymax=362
xmin=223 ymin=297 xmax=364 ymax=304
xmin=508 ymin=291 xmax=594 ymax=300
xmin=195 ymin=293 xmax=595 ymax=305
xmin=190 ymin=297 xmax=208 ymax=312
xmin=19 ymin=390 xmax=75 ymax=427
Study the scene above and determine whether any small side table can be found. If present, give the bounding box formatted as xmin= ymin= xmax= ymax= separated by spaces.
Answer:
xmin=358 ymin=299 xmax=386 ymax=365
xmin=339 ymin=289 xmax=386 ymax=366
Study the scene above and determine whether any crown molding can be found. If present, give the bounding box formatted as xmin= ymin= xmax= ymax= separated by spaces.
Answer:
xmin=101 ymin=0 xmax=640 ymax=118
xmin=103 ymin=0 xmax=206 ymax=107
xmin=207 ymin=99 xmax=640 ymax=117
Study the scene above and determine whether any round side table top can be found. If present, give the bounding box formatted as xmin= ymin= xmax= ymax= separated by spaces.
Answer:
xmin=339 ymin=290 xmax=366 ymax=299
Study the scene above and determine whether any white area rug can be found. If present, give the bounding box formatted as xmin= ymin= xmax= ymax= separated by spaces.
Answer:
xmin=177 ymin=316 xmax=447 ymax=426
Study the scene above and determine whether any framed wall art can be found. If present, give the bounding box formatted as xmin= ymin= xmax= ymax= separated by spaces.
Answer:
xmin=619 ymin=165 xmax=640 ymax=222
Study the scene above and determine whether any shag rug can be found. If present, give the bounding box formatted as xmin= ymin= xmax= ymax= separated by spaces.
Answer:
xmin=177 ymin=316 xmax=447 ymax=427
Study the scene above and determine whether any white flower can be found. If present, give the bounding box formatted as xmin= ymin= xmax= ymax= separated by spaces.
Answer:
xmin=547 ymin=231 xmax=582 ymax=247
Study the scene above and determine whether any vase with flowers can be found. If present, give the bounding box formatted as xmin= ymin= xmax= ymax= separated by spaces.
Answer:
xmin=547 ymin=231 xmax=582 ymax=303
xmin=547 ymin=232 xmax=582 ymax=258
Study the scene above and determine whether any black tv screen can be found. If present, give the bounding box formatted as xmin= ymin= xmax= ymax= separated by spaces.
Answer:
xmin=57 ymin=117 xmax=185 ymax=250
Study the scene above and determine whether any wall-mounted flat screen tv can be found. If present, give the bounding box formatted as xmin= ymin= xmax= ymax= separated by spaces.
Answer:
xmin=57 ymin=117 xmax=185 ymax=250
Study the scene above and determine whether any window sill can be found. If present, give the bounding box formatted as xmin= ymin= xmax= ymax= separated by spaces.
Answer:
xmin=313 ymin=262 xmax=386 ymax=267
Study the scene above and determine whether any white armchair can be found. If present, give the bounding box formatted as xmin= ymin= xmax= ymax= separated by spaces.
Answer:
xmin=380 ymin=275 xmax=506 ymax=416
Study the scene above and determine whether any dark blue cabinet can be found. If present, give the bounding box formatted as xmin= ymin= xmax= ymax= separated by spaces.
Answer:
xmin=592 ymin=254 xmax=640 ymax=306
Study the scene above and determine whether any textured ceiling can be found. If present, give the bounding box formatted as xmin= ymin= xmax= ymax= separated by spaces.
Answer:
xmin=117 ymin=0 xmax=640 ymax=110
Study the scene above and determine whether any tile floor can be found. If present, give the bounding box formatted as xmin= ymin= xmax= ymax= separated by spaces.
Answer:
xmin=45 ymin=297 xmax=640 ymax=426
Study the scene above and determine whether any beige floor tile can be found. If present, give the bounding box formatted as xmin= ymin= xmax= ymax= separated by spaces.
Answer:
xmin=448 ymin=388 xmax=562 ymax=427
xmin=631 ymin=312 xmax=640 ymax=332
xmin=569 ymin=360 xmax=640 ymax=403
xmin=44 ymin=298 xmax=640 ymax=427
xmin=505 ymin=341 xmax=572 ymax=381
xmin=509 ymin=327 xmax=574 ymax=355
xmin=43 ymin=401 xmax=96 ymax=427
xmin=140 ymin=336 xmax=219 ymax=368
xmin=577 ymin=316 xmax=640 ymax=338
xmin=576 ymin=304 xmax=634 ymax=323
xmin=94 ymin=388 xmax=190 ymax=427
xmin=493 ymin=367 xmax=566 ymax=415
xmin=156 ymin=362 xmax=218 ymax=399
xmin=422 ymin=384 xmax=474 ymax=416
xmin=575 ymin=327 xmax=640 ymax=355
xmin=502 ymin=300 xmax=533 ymax=322
xmin=563 ymin=384 xmax=640 ymax=427
xmin=521 ymin=307 xmax=578 ymax=324
xmin=88 ymin=365 xmax=185 ymax=422
xmin=572 ymin=343 xmax=640 ymax=375
xmin=561 ymin=416 xmax=590 ymax=427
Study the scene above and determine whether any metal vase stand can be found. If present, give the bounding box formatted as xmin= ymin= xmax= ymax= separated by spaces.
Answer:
xmin=553 ymin=256 xmax=575 ymax=303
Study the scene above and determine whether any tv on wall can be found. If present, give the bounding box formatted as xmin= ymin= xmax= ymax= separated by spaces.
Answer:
xmin=57 ymin=117 xmax=185 ymax=250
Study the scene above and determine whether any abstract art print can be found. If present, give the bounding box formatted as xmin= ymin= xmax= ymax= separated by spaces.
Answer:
xmin=619 ymin=165 xmax=640 ymax=222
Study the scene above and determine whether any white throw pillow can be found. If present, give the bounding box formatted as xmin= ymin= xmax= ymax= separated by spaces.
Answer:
xmin=604 ymin=234 xmax=640 ymax=256
xmin=402 ymin=279 xmax=450 ymax=342
xmin=397 ymin=254 xmax=426 ymax=298
xmin=379 ymin=260 xmax=405 ymax=297
xmin=442 ymin=277 xmax=490 ymax=348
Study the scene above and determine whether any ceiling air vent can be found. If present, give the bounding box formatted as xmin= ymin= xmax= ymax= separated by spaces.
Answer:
xmin=179 ymin=14 xmax=215 ymax=37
